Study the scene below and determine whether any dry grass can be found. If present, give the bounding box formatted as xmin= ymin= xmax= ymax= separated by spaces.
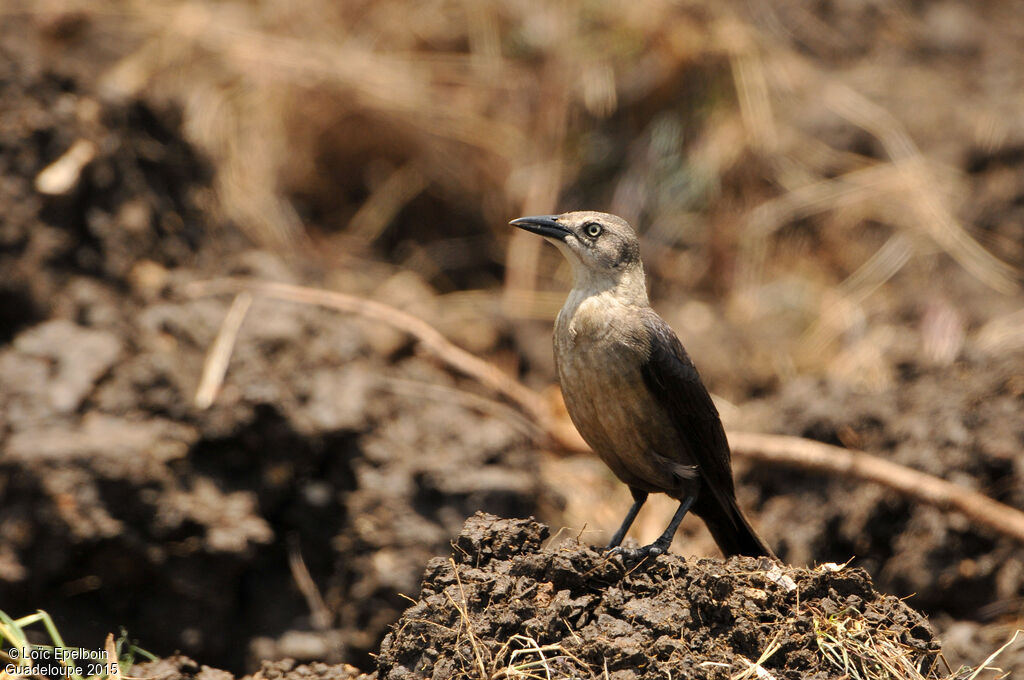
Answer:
xmin=441 ymin=556 xmax=601 ymax=679
xmin=490 ymin=634 xmax=595 ymax=680
xmin=813 ymin=607 xmax=1021 ymax=680
xmin=64 ymin=0 xmax=1014 ymax=399
xmin=8 ymin=1 xmax=1018 ymax=397
xmin=813 ymin=605 xmax=940 ymax=680
xmin=29 ymin=0 xmax=1013 ymax=391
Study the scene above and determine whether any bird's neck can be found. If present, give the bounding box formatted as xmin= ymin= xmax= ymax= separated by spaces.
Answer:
xmin=565 ymin=263 xmax=650 ymax=313
xmin=557 ymin=266 xmax=649 ymax=347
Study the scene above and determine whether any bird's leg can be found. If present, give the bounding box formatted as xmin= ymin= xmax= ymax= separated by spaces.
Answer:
xmin=647 ymin=495 xmax=695 ymax=555
xmin=606 ymin=489 xmax=648 ymax=549
xmin=612 ymin=496 xmax=695 ymax=560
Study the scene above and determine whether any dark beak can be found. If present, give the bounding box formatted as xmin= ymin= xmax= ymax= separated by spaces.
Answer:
xmin=509 ymin=214 xmax=571 ymax=241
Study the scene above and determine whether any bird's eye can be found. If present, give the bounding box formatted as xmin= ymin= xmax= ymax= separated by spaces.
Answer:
xmin=584 ymin=223 xmax=602 ymax=238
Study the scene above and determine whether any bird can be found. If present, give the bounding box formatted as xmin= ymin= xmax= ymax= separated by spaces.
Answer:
xmin=510 ymin=211 xmax=773 ymax=559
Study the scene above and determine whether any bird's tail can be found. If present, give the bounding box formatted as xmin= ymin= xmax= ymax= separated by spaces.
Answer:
xmin=696 ymin=495 xmax=775 ymax=559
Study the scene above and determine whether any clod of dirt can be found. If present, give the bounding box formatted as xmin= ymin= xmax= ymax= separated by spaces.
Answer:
xmin=378 ymin=513 xmax=941 ymax=680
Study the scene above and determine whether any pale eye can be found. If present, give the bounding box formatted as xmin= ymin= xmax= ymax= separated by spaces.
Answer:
xmin=584 ymin=223 xmax=602 ymax=238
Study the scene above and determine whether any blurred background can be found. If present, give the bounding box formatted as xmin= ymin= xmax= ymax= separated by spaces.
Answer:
xmin=1 ymin=0 xmax=1022 ymax=675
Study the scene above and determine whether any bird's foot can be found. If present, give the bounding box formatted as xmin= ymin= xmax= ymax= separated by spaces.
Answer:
xmin=606 ymin=542 xmax=669 ymax=562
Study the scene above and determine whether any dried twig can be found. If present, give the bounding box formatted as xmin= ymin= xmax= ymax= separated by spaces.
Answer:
xmin=194 ymin=291 xmax=252 ymax=409
xmin=731 ymin=630 xmax=782 ymax=680
xmin=184 ymin=278 xmax=556 ymax=436
xmin=728 ymin=432 xmax=1024 ymax=545
xmin=287 ymin=533 xmax=333 ymax=630
xmin=377 ymin=376 xmax=545 ymax=441
xmin=966 ymin=629 xmax=1022 ymax=680
xmin=447 ymin=558 xmax=488 ymax=679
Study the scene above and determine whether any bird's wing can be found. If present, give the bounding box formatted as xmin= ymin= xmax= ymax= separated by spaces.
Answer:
xmin=637 ymin=311 xmax=737 ymax=520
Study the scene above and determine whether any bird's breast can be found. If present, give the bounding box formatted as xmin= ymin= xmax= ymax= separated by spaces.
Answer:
xmin=553 ymin=295 xmax=692 ymax=493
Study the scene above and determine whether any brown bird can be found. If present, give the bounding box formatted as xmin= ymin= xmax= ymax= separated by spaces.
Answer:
xmin=511 ymin=211 xmax=773 ymax=559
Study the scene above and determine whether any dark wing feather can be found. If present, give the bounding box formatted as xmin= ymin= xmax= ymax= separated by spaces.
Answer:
xmin=638 ymin=311 xmax=737 ymax=520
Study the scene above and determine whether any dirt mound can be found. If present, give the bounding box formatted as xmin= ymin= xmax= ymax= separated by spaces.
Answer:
xmin=377 ymin=513 xmax=940 ymax=680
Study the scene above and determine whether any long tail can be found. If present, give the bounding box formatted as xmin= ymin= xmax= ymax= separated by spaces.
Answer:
xmin=695 ymin=495 xmax=775 ymax=559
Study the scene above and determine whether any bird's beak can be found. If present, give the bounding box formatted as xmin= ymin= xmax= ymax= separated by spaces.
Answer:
xmin=509 ymin=215 xmax=571 ymax=241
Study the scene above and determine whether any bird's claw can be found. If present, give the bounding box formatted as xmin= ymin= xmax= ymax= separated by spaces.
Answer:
xmin=605 ymin=543 xmax=667 ymax=561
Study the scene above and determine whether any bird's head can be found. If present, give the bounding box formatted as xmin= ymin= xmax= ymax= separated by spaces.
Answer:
xmin=509 ymin=211 xmax=643 ymax=288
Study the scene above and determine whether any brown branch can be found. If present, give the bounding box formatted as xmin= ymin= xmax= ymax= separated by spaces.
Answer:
xmin=184 ymin=277 xmax=1024 ymax=545
xmin=728 ymin=431 xmax=1024 ymax=544
xmin=183 ymin=277 xmax=558 ymax=437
